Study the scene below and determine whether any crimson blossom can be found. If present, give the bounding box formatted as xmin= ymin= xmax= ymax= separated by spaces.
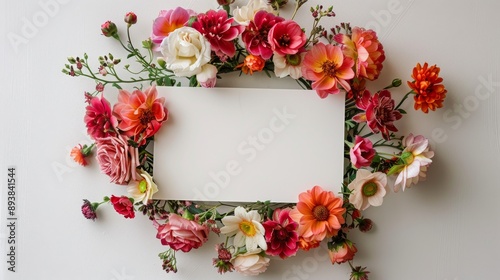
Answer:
xmin=242 ymin=10 xmax=284 ymax=60
xmin=262 ymin=208 xmax=299 ymax=259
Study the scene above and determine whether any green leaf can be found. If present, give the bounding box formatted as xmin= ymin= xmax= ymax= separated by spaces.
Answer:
xmin=399 ymin=109 xmax=407 ymax=114
xmin=112 ymin=83 xmax=122 ymax=89
xmin=127 ymin=53 xmax=135 ymax=59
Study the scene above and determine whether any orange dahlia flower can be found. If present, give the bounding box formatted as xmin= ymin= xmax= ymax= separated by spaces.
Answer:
xmin=407 ymin=62 xmax=447 ymax=113
xmin=237 ymin=54 xmax=266 ymax=75
xmin=290 ymin=186 xmax=345 ymax=243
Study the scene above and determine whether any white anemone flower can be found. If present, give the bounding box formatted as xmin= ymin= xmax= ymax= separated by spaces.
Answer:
xmin=220 ymin=206 xmax=267 ymax=252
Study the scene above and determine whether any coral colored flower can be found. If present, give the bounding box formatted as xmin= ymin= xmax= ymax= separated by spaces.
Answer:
xmin=289 ymin=186 xmax=345 ymax=243
xmin=192 ymin=9 xmax=244 ymax=58
xmin=268 ymin=20 xmax=306 ymax=56
xmin=237 ymin=54 xmax=266 ymax=75
xmin=349 ymin=136 xmax=376 ymax=169
xmin=393 ymin=134 xmax=434 ymax=192
xmin=81 ymin=199 xmax=97 ymax=220
xmin=328 ymin=239 xmax=357 ymax=264
xmin=233 ymin=0 xmax=274 ymax=26
xmin=70 ymin=144 xmax=93 ymax=166
xmin=127 ymin=169 xmax=158 ymax=205
xmin=110 ymin=195 xmax=135 ymax=219
xmin=84 ymin=95 xmax=118 ymax=140
xmin=301 ymin=42 xmax=355 ymax=98
xmin=156 ymin=214 xmax=209 ymax=252
xmin=151 ymin=7 xmax=194 ymax=50
xmin=113 ymin=86 xmax=168 ymax=145
xmin=353 ymin=90 xmax=402 ymax=140
xmin=408 ymin=62 xmax=447 ymax=113
xmin=348 ymin=169 xmax=387 ymax=211
xmin=220 ymin=206 xmax=267 ymax=252
xmin=296 ymin=237 xmax=320 ymax=251
xmin=232 ymin=250 xmax=270 ymax=276
xmin=262 ymin=208 xmax=299 ymax=259
xmin=242 ymin=10 xmax=284 ymax=60
xmin=95 ymin=135 xmax=139 ymax=185
xmin=273 ymin=52 xmax=305 ymax=79
xmin=335 ymin=27 xmax=385 ymax=80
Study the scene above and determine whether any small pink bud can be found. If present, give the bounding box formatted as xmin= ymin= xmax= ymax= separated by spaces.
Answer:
xmin=124 ymin=12 xmax=137 ymax=25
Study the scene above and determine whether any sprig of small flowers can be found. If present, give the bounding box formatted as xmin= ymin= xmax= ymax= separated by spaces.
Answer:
xmin=66 ymin=0 xmax=448 ymax=278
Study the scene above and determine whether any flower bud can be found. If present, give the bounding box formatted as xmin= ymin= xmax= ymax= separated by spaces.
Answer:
xmin=124 ymin=12 xmax=137 ymax=25
xmin=101 ymin=21 xmax=118 ymax=38
xmin=392 ymin=78 xmax=402 ymax=87
xmin=217 ymin=0 xmax=234 ymax=5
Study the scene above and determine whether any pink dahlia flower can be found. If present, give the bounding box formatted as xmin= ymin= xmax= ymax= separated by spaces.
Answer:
xmin=242 ymin=10 xmax=284 ymax=60
xmin=95 ymin=135 xmax=139 ymax=185
xmin=268 ymin=20 xmax=306 ymax=56
xmin=262 ymin=208 xmax=299 ymax=259
xmin=84 ymin=95 xmax=117 ymax=140
xmin=349 ymin=136 xmax=376 ymax=169
xmin=156 ymin=214 xmax=209 ymax=252
xmin=335 ymin=27 xmax=385 ymax=80
xmin=353 ymin=90 xmax=402 ymax=140
xmin=113 ymin=86 xmax=168 ymax=145
xmin=151 ymin=7 xmax=195 ymax=50
xmin=301 ymin=42 xmax=355 ymax=98
xmin=192 ymin=9 xmax=244 ymax=58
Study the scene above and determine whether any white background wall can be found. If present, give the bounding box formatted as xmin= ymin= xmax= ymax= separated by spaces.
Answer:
xmin=1 ymin=0 xmax=499 ymax=279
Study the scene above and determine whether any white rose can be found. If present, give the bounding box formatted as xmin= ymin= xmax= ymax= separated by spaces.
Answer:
xmin=232 ymin=250 xmax=270 ymax=276
xmin=233 ymin=0 xmax=275 ymax=26
xmin=160 ymin=26 xmax=211 ymax=77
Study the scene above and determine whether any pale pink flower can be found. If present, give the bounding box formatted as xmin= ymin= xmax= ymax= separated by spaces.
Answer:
xmin=95 ymin=135 xmax=139 ymax=185
xmin=349 ymin=136 xmax=376 ymax=169
xmin=196 ymin=64 xmax=218 ymax=88
xmin=156 ymin=214 xmax=209 ymax=252
xmin=268 ymin=20 xmax=306 ymax=56
xmin=232 ymin=250 xmax=270 ymax=276
xmin=348 ymin=169 xmax=387 ymax=211
xmin=394 ymin=134 xmax=434 ymax=192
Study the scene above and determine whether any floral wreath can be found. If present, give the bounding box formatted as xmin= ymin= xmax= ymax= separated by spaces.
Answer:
xmin=64 ymin=0 xmax=447 ymax=278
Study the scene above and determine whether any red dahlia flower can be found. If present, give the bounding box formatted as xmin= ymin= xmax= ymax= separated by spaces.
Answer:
xmin=84 ymin=95 xmax=118 ymax=140
xmin=192 ymin=9 xmax=244 ymax=58
xmin=353 ymin=90 xmax=402 ymax=140
xmin=408 ymin=62 xmax=447 ymax=113
xmin=113 ymin=86 xmax=168 ymax=145
xmin=242 ymin=10 xmax=284 ymax=60
xmin=262 ymin=208 xmax=299 ymax=259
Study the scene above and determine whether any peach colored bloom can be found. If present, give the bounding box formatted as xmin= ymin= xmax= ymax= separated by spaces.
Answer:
xmin=113 ymin=86 xmax=168 ymax=145
xmin=328 ymin=239 xmax=357 ymax=264
xmin=232 ymin=250 xmax=270 ymax=276
xmin=95 ymin=135 xmax=139 ymax=185
xmin=335 ymin=27 xmax=385 ymax=80
xmin=348 ymin=169 xmax=387 ymax=211
xmin=237 ymin=54 xmax=266 ymax=75
xmin=408 ymin=62 xmax=447 ymax=113
xmin=290 ymin=186 xmax=345 ymax=243
xmin=156 ymin=214 xmax=209 ymax=252
xmin=301 ymin=42 xmax=355 ymax=98
xmin=151 ymin=7 xmax=194 ymax=50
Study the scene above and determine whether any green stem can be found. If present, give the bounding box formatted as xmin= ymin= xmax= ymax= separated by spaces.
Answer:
xmin=395 ymin=90 xmax=415 ymax=110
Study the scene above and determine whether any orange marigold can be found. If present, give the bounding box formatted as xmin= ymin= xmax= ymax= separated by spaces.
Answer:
xmin=407 ymin=62 xmax=447 ymax=113
xmin=237 ymin=54 xmax=266 ymax=75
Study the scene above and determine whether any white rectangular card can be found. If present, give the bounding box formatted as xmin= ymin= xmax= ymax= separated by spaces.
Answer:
xmin=153 ymin=87 xmax=345 ymax=202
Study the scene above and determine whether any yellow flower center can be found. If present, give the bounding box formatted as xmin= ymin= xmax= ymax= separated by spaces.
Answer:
xmin=138 ymin=180 xmax=147 ymax=193
xmin=312 ymin=205 xmax=329 ymax=221
xmin=362 ymin=182 xmax=378 ymax=197
xmin=321 ymin=60 xmax=337 ymax=77
xmin=239 ymin=221 xmax=256 ymax=237
xmin=400 ymin=152 xmax=415 ymax=165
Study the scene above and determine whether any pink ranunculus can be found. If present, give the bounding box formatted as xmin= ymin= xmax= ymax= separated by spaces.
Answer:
xmin=95 ymin=135 xmax=138 ymax=185
xmin=110 ymin=195 xmax=135 ymax=219
xmin=268 ymin=20 xmax=306 ymax=56
xmin=151 ymin=7 xmax=195 ymax=50
xmin=84 ymin=95 xmax=118 ymax=140
xmin=242 ymin=10 xmax=284 ymax=60
xmin=262 ymin=208 xmax=299 ymax=259
xmin=352 ymin=90 xmax=402 ymax=140
xmin=192 ymin=9 xmax=244 ymax=58
xmin=113 ymin=86 xmax=168 ymax=145
xmin=156 ymin=214 xmax=209 ymax=253
xmin=349 ymin=135 xmax=376 ymax=169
